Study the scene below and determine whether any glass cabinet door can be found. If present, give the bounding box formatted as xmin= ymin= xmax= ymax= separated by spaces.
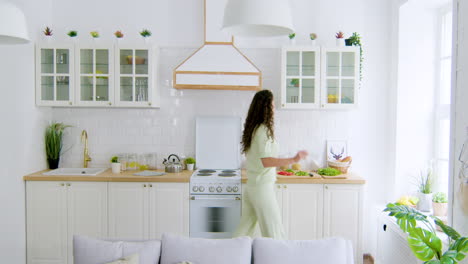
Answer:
xmin=116 ymin=47 xmax=152 ymax=107
xmin=282 ymin=48 xmax=319 ymax=108
xmin=36 ymin=46 xmax=73 ymax=106
xmin=322 ymin=47 xmax=359 ymax=108
xmin=77 ymin=46 xmax=112 ymax=106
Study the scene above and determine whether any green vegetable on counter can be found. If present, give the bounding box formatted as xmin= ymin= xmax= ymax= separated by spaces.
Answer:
xmin=294 ymin=171 xmax=309 ymax=176
xmin=317 ymin=167 xmax=341 ymax=176
xmin=285 ymin=169 xmax=295 ymax=173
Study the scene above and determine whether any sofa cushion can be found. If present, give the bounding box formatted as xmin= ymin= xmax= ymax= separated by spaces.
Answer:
xmin=253 ymin=237 xmax=354 ymax=264
xmin=122 ymin=240 xmax=161 ymax=264
xmin=160 ymin=233 xmax=252 ymax=264
xmin=73 ymin=235 xmax=123 ymax=264
xmin=105 ymin=253 xmax=139 ymax=264
xmin=73 ymin=235 xmax=161 ymax=264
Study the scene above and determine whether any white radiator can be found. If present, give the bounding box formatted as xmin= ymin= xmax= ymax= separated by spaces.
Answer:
xmin=376 ymin=213 xmax=421 ymax=264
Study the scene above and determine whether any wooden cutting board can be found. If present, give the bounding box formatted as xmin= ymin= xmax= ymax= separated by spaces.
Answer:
xmin=277 ymin=172 xmax=322 ymax=179
xmin=310 ymin=171 xmax=348 ymax=179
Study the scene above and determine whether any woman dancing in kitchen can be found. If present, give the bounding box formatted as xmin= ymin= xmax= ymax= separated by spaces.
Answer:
xmin=233 ymin=90 xmax=308 ymax=239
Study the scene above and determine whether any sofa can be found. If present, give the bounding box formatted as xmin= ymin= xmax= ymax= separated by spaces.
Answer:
xmin=74 ymin=233 xmax=354 ymax=264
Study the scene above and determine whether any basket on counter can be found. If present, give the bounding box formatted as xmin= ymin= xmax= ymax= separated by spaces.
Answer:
xmin=327 ymin=160 xmax=351 ymax=174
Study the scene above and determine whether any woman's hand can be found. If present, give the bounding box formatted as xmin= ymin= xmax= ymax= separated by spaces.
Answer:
xmin=293 ymin=150 xmax=309 ymax=163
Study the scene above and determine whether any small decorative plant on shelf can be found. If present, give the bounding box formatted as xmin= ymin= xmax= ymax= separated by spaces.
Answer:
xmin=309 ymin=33 xmax=317 ymax=46
xmin=432 ymin=192 xmax=448 ymax=216
xmin=417 ymin=166 xmax=434 ymax=212
xmin=140 ymin=29 xmax=152 ymax=38
xmin=110 ymin=156 xmax=121 ymax=174
xmin=185 ymin=157 xmax=196 ymax=171
xmin=288 ymin=33 xmax=296 ymax=39
xmin=90 ymin=31 xmax=100 ymax=38
xmin=114 ymin=30 xmax=124 ymax=38
xmin=384 ymin=203 xmax=468 ymax=264
xmin=45 ymin=122 xmax=70 ymax=169
xmin=290 ymin=78 xmax=299 ymax=87
xmin=43 ymin=26 xmax=53 ymax=36
xmin=67 ymin=30 xmax=78 ymax=38
xmin=335 ymin=31 xmax=345 ymax=47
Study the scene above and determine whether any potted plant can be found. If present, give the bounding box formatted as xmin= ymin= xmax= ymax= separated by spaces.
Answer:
xmin=335 ymin=31 xmax=345 ymax=46
xmin=114 ymin=30 xmax=124 ymax=43
xmin=290 ymin=78 xmax=299 ymax=87
xmin=45 ymin=122 xmax=70 ymax=169
xmin=345 ymin=32 xmax=363 ymax=81
xmin=288 ymin=33 xmax=296 ymax=44
xmin=432 ymin=192 xmax=448 ymax=216
xmin=416 ymin=167 xmax=433 ymax=212
xmin=140 ymin=29 xmax=152 ymax=43
xmin=67 ymin=30 xmax=78 ymax=38
xmin=384 ymin=203 xmax=468 ymax=263
xmin=309 ymin=33 xmax=317 ymax=46
xmin=185 ymin=157 xmax=196 ymax=171
xmin=43 ymin=26 xmax=53 ymax=42
xmin=110 ymin=156 xmax=121 ymax=174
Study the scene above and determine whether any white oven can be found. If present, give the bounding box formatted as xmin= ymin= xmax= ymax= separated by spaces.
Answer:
xmin=189 ymin=194 xmax=241 ymax=239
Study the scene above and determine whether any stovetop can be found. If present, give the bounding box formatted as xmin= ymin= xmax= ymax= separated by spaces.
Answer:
xmin=190 ymin=169 xmax=241 ymax=195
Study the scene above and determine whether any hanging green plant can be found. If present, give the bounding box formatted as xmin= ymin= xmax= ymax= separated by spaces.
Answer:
xmin=345 ymin=32 xmax=363 ymax=82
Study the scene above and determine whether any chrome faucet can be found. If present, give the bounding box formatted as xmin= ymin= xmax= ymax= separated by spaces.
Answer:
xmin=81 ymin=130 xmax=92 ymax=168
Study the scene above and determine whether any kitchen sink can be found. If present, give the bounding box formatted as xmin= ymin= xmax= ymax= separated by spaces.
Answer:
xmin=43 ymin=168 xmax=107 ymax=176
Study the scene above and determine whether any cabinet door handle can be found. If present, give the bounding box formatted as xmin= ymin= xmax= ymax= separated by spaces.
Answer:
xmin=60 ymin=183 xmax=65 ymax=187
xmin=149 ymin=184 xmax=153 ymax=187
xmin=108 ymin=102 xmax=112 ymax=106
xmin=325 ymin=185 xmax=328 ymax=189
xmin=148 ymin=102 xmax=152 ymax=106
xmin=66 ymin=183 xmax=71 ymax=187
xmin=277 ymin=185 xmax=281 ymax=189
xmin=283 ymin=185 xmax=287 ymax=189
xmin=143 ymin=184 xmax=147 ymax=188
xmin=69 ymin=102 xmax=72 ymax=105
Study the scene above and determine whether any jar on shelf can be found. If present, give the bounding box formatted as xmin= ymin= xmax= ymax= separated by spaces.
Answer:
xmin=117 ymin=153 xmax=128 ymax=171
xmin=146 ymin=153 xmax=158 ymax=170
xmin=127 ymin=153 xmax=138 ymax=170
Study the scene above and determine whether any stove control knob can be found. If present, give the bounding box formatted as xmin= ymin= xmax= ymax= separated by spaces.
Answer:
xmin=192 ymin=186 xmax=199 ymax=192
xmin=209 ymin=187 xmax=215 ymax=192
xmin=233 ymin=186 xmax=239 ymax=192
xmin=216 ymin=186 xmax=223 ymax=193
xmin=199 ymin=186 xmax=205 ymax=192
xmin=226 ymin=186 xmax=232 ymax=192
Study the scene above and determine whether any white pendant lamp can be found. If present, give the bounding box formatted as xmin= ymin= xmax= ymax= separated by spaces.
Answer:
xmin=222 ymin=0 xmax=294 ymax=37
xmin=0 ymin=1 xmax=30 ymax=44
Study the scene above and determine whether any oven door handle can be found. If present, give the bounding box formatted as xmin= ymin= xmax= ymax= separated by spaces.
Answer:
xmin=190 ymin=196 xmax=241 ymax=201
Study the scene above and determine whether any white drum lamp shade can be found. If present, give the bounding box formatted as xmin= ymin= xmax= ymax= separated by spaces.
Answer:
xmin=222 ymin=0 xmax=294 ymax=37
xmin=0 ymin=1 xmax=29 ymax=44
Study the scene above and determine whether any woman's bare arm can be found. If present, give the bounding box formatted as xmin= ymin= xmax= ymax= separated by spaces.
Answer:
xmin=261 ymin=150 xmax=308 ymax=168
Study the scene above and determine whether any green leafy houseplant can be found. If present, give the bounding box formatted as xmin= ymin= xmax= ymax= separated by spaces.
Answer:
xmin=43 ymin=26 xmax=53 ymax=36
xmin=384 ymin=203 xmax=468 ymax=263
xmin=419 ymin=168 xmax=434 ymax=194
xmin=140 ymin=29 xmax=152 ymax=37
xmin=67 ymin=30 xmax=78 ymax=37
xmin=433 ymin=192 xmax=448 ymax=203
xmin=185 ymin=157 xmax=196 ymax=164
xmin=288 ymin=33 xmax=296 ymax=39
xmin=110 ymin=156 xmax=119 ymax=163
xmin=345 ymin=32 xmax=363 ymax=81
xmin=45 ymin=122 xmax=70 ymax=169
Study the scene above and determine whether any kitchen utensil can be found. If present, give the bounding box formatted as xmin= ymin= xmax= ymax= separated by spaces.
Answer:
xmin=163 ymin=154 xmax=183 ymax=173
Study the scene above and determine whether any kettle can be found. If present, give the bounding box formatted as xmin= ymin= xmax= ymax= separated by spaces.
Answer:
xmin=163 ymin=154 xmax=183 ymax=173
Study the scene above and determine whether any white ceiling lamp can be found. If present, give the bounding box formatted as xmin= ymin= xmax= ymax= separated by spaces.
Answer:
xmin=0 ymin=1 xmax=29 ymax=44
xmin=222 ymin=0 xmax=294 ymax=37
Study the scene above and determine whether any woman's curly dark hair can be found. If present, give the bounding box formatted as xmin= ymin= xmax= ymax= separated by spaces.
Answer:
xmin=241 ymin=90 xmax=275 ymax=153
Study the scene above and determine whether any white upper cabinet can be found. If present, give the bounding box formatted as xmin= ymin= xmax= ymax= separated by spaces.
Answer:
xmin=76 ymin=44 xmax=114 ymax=107
xmin=115 ymin=45 xmax=157 ymax=107
xmin=36 ymin=44 xmax=75 ymax=106
xmin=281 ymin=46 xmax=360 ymax=110
xmin=281 ymin=46 xmax=321 ymax=109
xmin=35 ymin=43 xmax=158 ymax=108
xmin=321 ymin=47 xmax=359 ymax=109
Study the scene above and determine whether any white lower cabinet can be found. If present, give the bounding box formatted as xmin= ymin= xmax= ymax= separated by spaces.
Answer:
xmin=108 ymin=182 xmax=189 ymax=240
xmin=278 ymin=184 xmax=324 ymax=240
xmin=26 ymin=181 xmax=107 ymax=264
xmin=323 ymin=184 xmax=363 ymax=264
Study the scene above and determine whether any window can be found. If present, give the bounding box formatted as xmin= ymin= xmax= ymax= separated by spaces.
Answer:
xmin=433 ymin=6 xmax=452 ymax=193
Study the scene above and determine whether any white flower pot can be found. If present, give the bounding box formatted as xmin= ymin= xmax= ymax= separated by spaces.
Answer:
xmin=432 ymin=202 xmax=447 ymax=216
xmin=417 ymin=193 xmax=433 ymax=212
xmin=187 ymin=163 xmax=194 ymax=171
xmin=111 ymin=163 xmax=121 ymax=174
xmin=310 ymin=39 xmax=316 ymax=46
xmin=336 ymin=39 xmax=344 ymax=47
xmin=289 ymin=39 xmax=296 ymax=45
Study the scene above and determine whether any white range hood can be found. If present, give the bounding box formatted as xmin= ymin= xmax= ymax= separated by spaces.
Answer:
xmin=173 ymin=0 xmax=262 ymax=91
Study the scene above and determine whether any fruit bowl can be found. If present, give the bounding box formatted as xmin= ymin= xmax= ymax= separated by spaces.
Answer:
xmin=327 ymin=160 xmax=351 ymax=173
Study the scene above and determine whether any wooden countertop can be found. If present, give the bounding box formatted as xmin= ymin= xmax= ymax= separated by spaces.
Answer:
xmin=24 ymin=169 xmax=365 ymax=184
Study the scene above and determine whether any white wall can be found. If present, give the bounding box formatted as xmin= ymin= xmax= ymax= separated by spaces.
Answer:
xmin=0 ymin=0 xmax=52 ymax=262
xmin=394 ymin=0 xmax=438 ymax=197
